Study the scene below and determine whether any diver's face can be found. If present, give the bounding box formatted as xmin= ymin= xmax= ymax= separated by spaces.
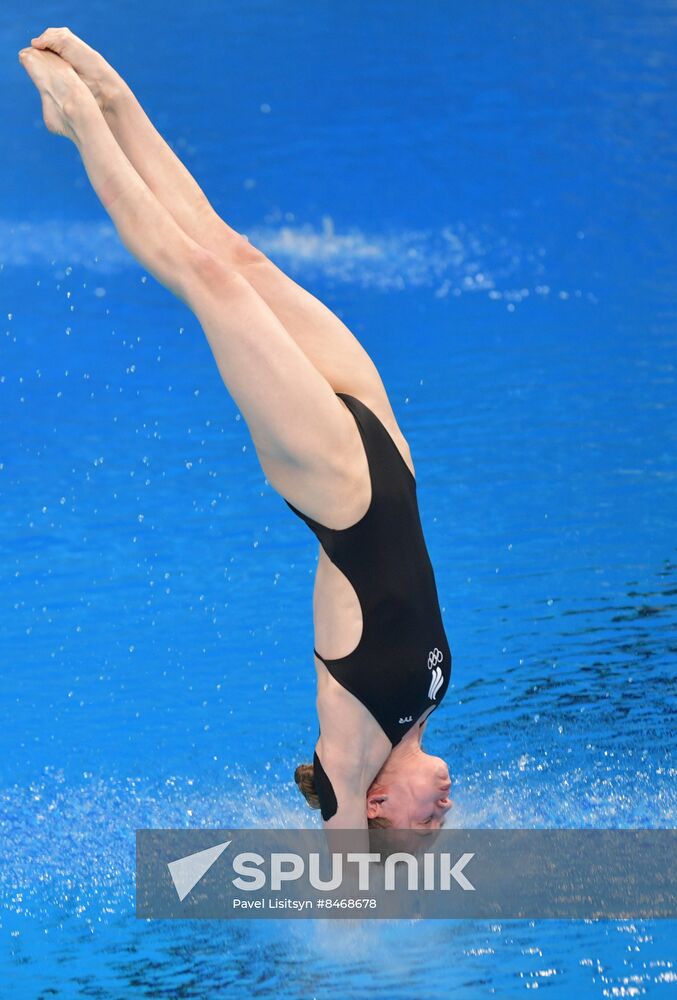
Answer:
xmin=372 ymin=753 xmax=453 ymax=830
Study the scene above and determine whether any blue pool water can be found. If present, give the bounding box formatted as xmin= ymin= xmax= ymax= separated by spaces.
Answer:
xmin=1 ymin=0 xmax=675 ymax=995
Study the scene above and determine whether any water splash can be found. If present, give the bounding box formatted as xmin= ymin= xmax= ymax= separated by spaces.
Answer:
xmin=0 ymin=216 xmax=584 ymax=305
xmin=246 ymin=214 xmax=549 ymax=297
xmin=1 ymin=748 xmax=673 ymax=927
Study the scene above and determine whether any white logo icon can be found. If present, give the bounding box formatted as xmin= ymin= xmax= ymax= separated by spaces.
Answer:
xmin=427 ymin=647 xmax=444 ymax=669
xmin=168 ymin=840 xmax=231 ymax=901
xmin=399 ymin=715 xmax=413 ymax=724
xmin=427 ymin=647 xmax=445 ymax=700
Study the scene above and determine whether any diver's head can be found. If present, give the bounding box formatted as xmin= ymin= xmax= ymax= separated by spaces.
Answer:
xmin=366 ymin=745 xmax=452 ymax=830
xmin=294 ymin=744 xmax=452 ymax=829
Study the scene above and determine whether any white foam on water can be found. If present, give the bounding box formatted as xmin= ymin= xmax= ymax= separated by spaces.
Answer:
xmin=244 ymin=215 xmax=539 ymax=295
xmin=0 ymin=219 xmax=131 ymax=272
xmin=0 ymin=216 xmax=568 ymax=302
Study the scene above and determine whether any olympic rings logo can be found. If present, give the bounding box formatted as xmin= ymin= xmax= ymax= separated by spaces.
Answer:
xmin=427 ymin=647 xmax=444 ymax=669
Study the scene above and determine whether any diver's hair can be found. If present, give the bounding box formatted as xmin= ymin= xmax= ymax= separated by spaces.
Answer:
xmin=294 ymin=762 xmax=392 ymax=829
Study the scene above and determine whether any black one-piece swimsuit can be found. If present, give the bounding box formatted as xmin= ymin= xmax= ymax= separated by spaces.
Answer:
xmin=285 ymin=392 xmax=452 ymax=819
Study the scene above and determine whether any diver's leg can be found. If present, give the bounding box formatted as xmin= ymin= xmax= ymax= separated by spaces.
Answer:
xmin=18 ymin=46 xmax=363 ymax=524
xmin=29 ymin=28 xmax=403 ymax=435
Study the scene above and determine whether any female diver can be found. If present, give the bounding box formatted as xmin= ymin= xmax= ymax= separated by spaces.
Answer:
xmin=19 ymin=29 xmax=453 ymax=830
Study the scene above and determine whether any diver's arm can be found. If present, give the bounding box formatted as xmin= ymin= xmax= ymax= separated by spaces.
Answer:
xmin=314 ymin=746 xmax=376 ymax=864
xmin=322 ymin=787 xmax=368 ymax=830
xmin=321 ymin=778 xmax=372 ymax=860
xmin=314 ymin=740 xmax=369 ymax=830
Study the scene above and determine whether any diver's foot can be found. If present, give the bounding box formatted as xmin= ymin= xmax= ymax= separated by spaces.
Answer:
xmin=30 ymin=27 xmax=119 ymax=115
xmin=18 ymin=46 xmax=97 ymax=141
